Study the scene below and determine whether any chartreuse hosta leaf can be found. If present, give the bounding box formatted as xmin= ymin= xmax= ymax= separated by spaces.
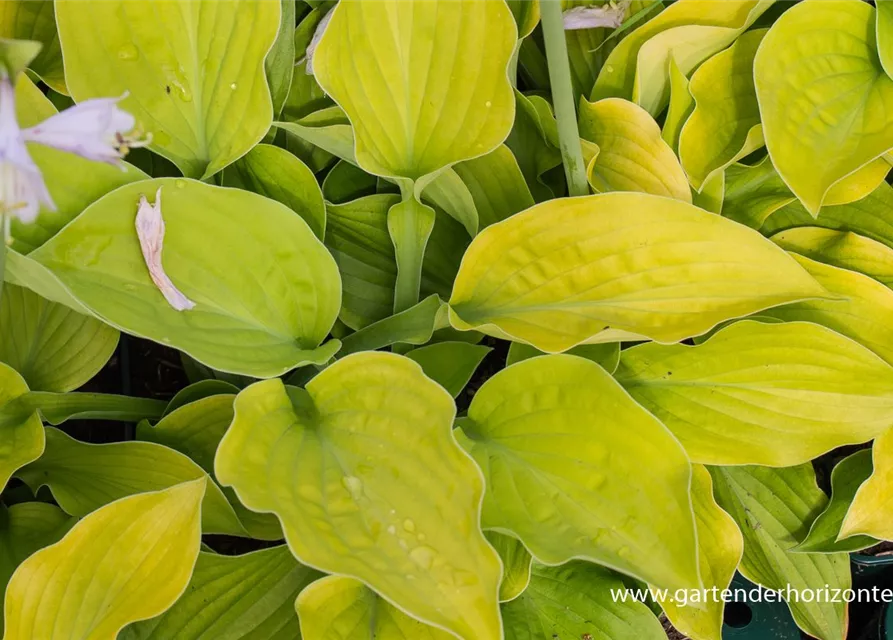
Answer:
xmin=338 ymin=295 xmax=449 ymax=357
xmin=297 ymin=576 xmax=454 ymax=640
xmin=501 ymin=561 xmax=666 ymax=640
xmin=448 ymin=193 xmax=825 ymax=352
xmin=0 ymin=284 xmax=118 ymax=392
xmin=711 ymin=465 xmax=850 ymax=640
xmin=0 ymin=503 xmax=75 ymax=629
xmin=615 ymin=321 xmax=893 ymax=466
xmin=454 ymin=355 xmax=700 ymax=591
xmin=679 ymin=30 xmax=766 ymax=191
xmin=483 ymin=532 xmax=532 ymax=603
xmin=223 ymin=144 xmax=326 ymax=240
xmin=215 ymin=353 xmax=503 ymax=640
xmin=796 ymin=450 xmax=877 ymax=553
xmin=11 ymin=73 xmax=146 ymax=254
xmin=18 ymin=427 xmax=247 ymax=537
xmin=840 ymin=429 xmax=893 ymax=541
xmin=656 ymin=465 xmax=743 ymax=640
xmin=762 ymin=181 xmax=893 ymax=249
xmin=592 ymin=0 xmax=772 ymax=115
xmin=723 ymin=158 xmax=797 ymax=229
xmin=406 ymin=343 xmax=491 ymax=399
xmin=0 ymin=363 xmax=42 ymax=493
xmin=28 ymin=178 xmax=341 ymax=378
xmin=137 ymin=395 xmax=282 ymax=541
xmin=55 ymin=0 xmax=279 ymax=178
xmin=506 ymin=92 xmax=562 ymax=202
xmin=506 ymin=341 xmax=620 ymax=374
xmin=0 ymin=1 xmax=66 ymax=93
xmin=762 ymin=254 xmax=893 ymax=365
xmin=578 ymin=98 xmax=690 ymax=201
xmin=661 ymin=56 xmax=694 ymax=154
xmin=879 ymin=0 xmax=893 ymax=78
xmin=313 ymin=0 xmax=516 ymax=312
xmin=3 ymin=479 xmax=205 ymax=640
xmin=121 ymin=546 xmax=321 ymax=640
xmin=772 ymin=227 xmax=893 ymax=288
xmin=755 ymin=0 xmax=893 ymax=215
xmin=450 ymin=145 xmax=534 ymax=230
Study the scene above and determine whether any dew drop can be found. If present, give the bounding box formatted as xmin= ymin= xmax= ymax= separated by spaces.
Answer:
xmin=398 ymin=539 xmax=408 ymax=550
xmin=117 ymin=44 xmax=139 ymax=61
xmin=341 ymin=475 xmax=363 ymax=499
xmin=387 ymin=525 xmax=397 ymax=535
xmin=410 ymin=546 xmax=436 ymax=570
xmin=403 ymin=519 xmax=416 ymax=533
xmin=175 ymin=179 xmax=187 ymax=189
xmin=485 ymin=100 xmax=492 ymax=107
xmin=605 ymin=64 xmax=615 ymax=73
xmin=230 ymin=82 xmax=238 ymax=90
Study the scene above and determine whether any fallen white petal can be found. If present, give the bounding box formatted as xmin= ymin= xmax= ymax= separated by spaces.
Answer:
xmin=563 ymin=2 xmax=629 ymax=30
xmin=134 ymin=187 xmax=196 ymax=312
xmin=305 ymin=9 xmax=333 ymax=76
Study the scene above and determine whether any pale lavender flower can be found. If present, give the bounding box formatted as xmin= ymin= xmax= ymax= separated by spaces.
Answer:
xmin=22 ymin=94 xmax=148 ymax=165
xmin=0 ymin=75 xmax=54 ymax=227
xmin=135 ymin=187 xmax=196 ymax=312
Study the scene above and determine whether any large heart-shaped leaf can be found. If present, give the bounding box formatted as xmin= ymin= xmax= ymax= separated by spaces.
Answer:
xmin=3 ymin=479 xmax=205 ymax=640
xmin=216 ymin=353 xmax=503 ymax=640
xmin=484 ymin=532 xmax=532 ymax=603
xmin=448 ymin=192 xmax=825 ymax=352
xmin=313 ymin=0 xmax=516 ymax=186
xmin=0 ymin=363 xmax=42 ymax=493
xmin=296 ymin=576 xmax=453 ymax=640
xmin=578 ymin=97 xmax=690 ymax=201
xmin=28 ymin=178 xmax=342 ymax=378
xmin=661 ymin=56 xmax=694 ymax=153
xmin=18 ymin=428 xmax=246 ymax=536
xmin=615 ymin=320 xmax=893 ymax=466
xmin=501 ymin=561 xmax=666 ymax=640
xmin=710 ymin=465 xmax=850 ymax=640
xmin=679 ymin=29 xmax=766 ymax=191
xmin=455 ymin=354 xmax=700 ymax=591
xmin=0 ymin=1 xmax=66 ymax=93
xmin=10 ymin=74 xmax=147 ymax=254
xmin=796 ymin=450 xmax=877 ymax=553
xmin=55 ymin=0 xmax=280 ymax=178
xmin=762 ymin=254 xmax=893 ymax=365
xmin=755 ymin=0 xmax=893 ymax=215
xmin=0 ymin=284 xmax=118 ymax=392
xmin=655 ymin=465 xmax=743 ymax=640
xmin=121 ymin=547 xmax=320 ymax=640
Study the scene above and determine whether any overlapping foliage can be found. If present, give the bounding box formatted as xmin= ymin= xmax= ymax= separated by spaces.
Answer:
xmin=2 ymin=1 xmax=893 ymax=639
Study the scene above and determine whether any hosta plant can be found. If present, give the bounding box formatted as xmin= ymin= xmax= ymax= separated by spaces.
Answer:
xmin=2 ymin=1 xmax=893 ymax=639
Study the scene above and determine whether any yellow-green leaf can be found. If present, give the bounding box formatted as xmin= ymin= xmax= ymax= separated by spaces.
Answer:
xmin=592 ymin=0 xmax=772 ymax=115
xmin=56 ymin=0 xmax=280 ymax=178
xmin=448 ymin=192 xmax=825 ymax=352
xmin=484 ymin=532 xmax=532 ymax=603
xmin=754 ymin=0 xmax=893 ymax=215
xmin=137 ymin=395 xmax=283 ymax=541
xmin=655 ymin=465 xmax=743 ymax=640
xmin=216 ymin=353 xmax=503 ymax=640
xmin=579 ymin=97 xmax=691 ymax=201
xmin=661 ymin=56 xmax=694 ymax=153
xmin=297 ymin=575 xmax=453 ymax=640
xmin=796 ymin=450 xmax=877 ymax=553
xmin=0 ymin=503 xmax=75 ymax=630
xmin=121 ymin=547 xmax=320 ymax=640
xmin=3 ymin=479 xmax=205 ymax=640
xmin=0 ymin=284 xmax=118 ymax=392
xmin=679 ymin=29 xmax=766 ymax=191
xmin=506 ymin=341 xmax=620 ymax=373
xmin=879 ymin=0 xmax=893 ymax=79
xmin=313 ymin=0 xmax=516 ymax=187
xmin=761 ymin=253 xmax=893 ymax=365
xmin=772 ymin=227 xmax=893 ymax=288
xmin=455 ymin=355 xmax=700 ymax=591
xmin=841 ymin=429 xmax=893 ymax=541
xmin=405 ymin=342 xmax=491 ymax=399
xmin=722 ymin=158 xmax=796 ymax=229
xmin=823 ymin=157 xmax=891 ymax=207
xmin=0 ymin=0 xmax=66 ymax=93
xmin=18 ymin=427 xmax=246 ymax=536
xmin=615 ymin=320 xmax=893 ymax=466
xmin=501 ymin=561 xmax=666 ymax=640
xmin=0 ymin=363 xmax=42 ymax=494
xmin=711 ymin=465 xmax=850 ymax=640
xmin=28 ymin=178 xmax=342 ymax=378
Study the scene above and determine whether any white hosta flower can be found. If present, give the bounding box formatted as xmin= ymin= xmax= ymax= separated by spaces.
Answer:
xmin=0 ymin=75 xmax=54 ymax=227
xmin=563 ymin=1 xmax=630 ymax=30
xmin=22 ymin=94 xmax=148 ymax=165
xmin=135 ymin=187 xmax=196 ymax=312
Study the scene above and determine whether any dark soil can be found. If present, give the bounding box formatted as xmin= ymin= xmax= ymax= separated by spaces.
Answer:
xmin=660 ymin=615 xmax=689 ymax=640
